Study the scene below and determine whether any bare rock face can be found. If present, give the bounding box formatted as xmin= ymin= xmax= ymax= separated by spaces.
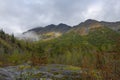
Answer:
xmin=0 ymin=64 xmax=83 ymax=80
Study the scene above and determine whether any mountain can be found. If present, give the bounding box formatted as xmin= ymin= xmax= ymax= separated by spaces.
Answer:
xmin=71 ymin=19 xmax=120 ymax=35
xmin=22 ymin=23 xmax=71 ymax=40
xmin=26 ymin=23 xmax=71 ymax=34
xmin=21 ymin=19 xmax=120 ymax=41
xmin=101 ymin=21 xmax=120 ymax=31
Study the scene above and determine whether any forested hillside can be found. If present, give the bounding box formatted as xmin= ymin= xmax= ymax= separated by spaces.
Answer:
xmin=0 ymin=23 xmax=120 ymax=79
xmin=0 ymin=29 xmax=34 ymax=66
xmin=33 ymin=27 xmax=120 ymax=79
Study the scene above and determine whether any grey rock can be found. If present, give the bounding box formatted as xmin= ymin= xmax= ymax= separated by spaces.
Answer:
xmin=0 ymin=68 xmax=14 ymax=80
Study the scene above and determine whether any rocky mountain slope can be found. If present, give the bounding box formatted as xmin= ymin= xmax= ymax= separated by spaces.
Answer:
xmin=21 ymin=23 xmax=71 ymax=40
xmin=71 ymin=19 xmax=120 ymax=35
xmin=22 ymin=19 xmax=120 ymax=40
xmin=26 ymin=23 xmax=71 ymax=34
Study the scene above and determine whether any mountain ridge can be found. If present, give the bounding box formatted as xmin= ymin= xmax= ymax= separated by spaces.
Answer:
xmin=25 ymin=19 xmax=120 ymax=33
xmin=21 ymin=19 xmax=120 ymax=40
xmin=24 ymin=23 xmax=71 ymax=34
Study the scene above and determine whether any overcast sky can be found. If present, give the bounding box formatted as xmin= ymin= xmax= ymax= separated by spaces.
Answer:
xmin=0 ymin=0 xmax=120 ymax=34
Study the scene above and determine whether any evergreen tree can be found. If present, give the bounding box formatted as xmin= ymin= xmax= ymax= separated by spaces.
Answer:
xmin=11 ymin=34 xmax=15 ymax=43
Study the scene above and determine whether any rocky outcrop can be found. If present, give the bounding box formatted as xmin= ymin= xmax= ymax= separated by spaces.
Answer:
xmin=0 ymin=64 xmax=83 ymax=80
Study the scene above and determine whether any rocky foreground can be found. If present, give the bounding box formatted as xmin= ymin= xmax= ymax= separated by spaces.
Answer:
xmin=0 ymin=64 xmax=86 ymax=80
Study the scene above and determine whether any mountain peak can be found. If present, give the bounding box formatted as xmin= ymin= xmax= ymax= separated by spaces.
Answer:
xmin=57 ymin=23 xmax=71 ymax=28
xmin=84 ymin=19 xmax=98 ymax=24
xmin=58 ymin=23 xmax=67 ymax=26
xmin=46 ymin=24 xmax=56 ymax=28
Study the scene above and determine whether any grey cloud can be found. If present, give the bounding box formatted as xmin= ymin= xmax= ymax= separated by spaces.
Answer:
xmin=0 ymin=0 xmax=120 ymax=33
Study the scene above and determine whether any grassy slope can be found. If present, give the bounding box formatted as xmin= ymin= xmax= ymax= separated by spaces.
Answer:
xmin=34 ymin=27 xmax=120 ymax=65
